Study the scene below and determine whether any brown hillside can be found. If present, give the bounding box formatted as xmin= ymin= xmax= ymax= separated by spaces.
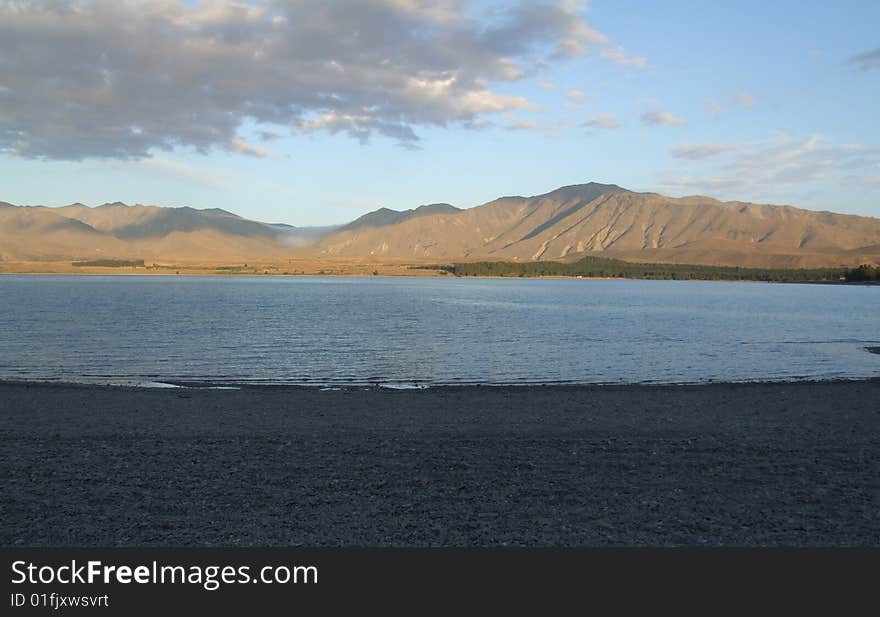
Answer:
xmin=313 ymin=183 xmax=880 ymax=268
xmin=3 ymin=184 xmax=880 ymax=268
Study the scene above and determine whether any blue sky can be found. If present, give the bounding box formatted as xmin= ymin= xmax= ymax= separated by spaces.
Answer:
xmin=0 ymin=0 xmax=878 ymax=225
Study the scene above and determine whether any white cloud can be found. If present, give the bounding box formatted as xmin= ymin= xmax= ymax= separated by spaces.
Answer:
xmin=641 ymin=111 xmax=687 ymax=126
xmin=600 ymin=46 xmax=647 ymax=68
xmin=0 ymin=0 xmax=608 ymax=159
xmin=567 ymin=89 xmax=587 ymax=102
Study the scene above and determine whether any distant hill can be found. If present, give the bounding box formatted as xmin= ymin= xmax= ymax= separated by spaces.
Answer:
xmin=2 ymin=184 xmax=879 ymax=268
xmin=52 ymin=202 xmax=277 ymax=239
xmin=0 ymin=201 xmax=334 ymax=261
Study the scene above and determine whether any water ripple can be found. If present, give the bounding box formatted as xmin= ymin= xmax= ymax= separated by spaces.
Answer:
xmin=0 ymin=275 xmax=878 ymax=387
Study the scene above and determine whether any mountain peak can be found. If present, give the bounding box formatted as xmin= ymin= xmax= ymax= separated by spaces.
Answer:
xmin=200 ymin=207 xmax=239 ymax=217
xmin=413 ymin=203 xmax=459 ymax=214
xmin=536 ymin=182 xmax=631 ymax=199
xmin=342 ymin=203 xmax=460 ymax=231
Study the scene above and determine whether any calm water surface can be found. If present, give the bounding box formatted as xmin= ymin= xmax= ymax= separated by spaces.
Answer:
xmin=0 ymin=275 xmax=877 ymax=386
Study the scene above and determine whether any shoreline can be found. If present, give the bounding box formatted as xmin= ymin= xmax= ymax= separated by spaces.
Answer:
xmin=2 ymin=271 xmax=878 ymax=286
xmin=1 ymin=375 xmax=879 ymax=390
xmin=2 ymin=379 xmax=878 ymax=547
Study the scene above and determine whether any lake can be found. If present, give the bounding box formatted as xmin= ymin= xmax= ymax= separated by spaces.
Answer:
xmin=0 ymin=275 xmax=877 ymax=387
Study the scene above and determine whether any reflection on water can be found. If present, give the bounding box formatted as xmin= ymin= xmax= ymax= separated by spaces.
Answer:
xmin=0 ymin=275 xmax=877 ymax=386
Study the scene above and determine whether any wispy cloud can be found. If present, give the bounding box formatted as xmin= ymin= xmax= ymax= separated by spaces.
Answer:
xmin=503 ymin=117 xmax=540 ymax=131
xmin=140 ymin=157 xmax=303 ymax=197
xmin=583 ymin=113 xmax=619 ymax=129
xmin=662 ymin=134 xmax=880 ymax=198
xmin=230 ymin=140 xmax=267 ymax=158
xmin=641 ymin=111 xmax=687 ymax=126
xmin=705 ymin=98 xmax=723 ymax=119
xmin=600 ymin=46 xmax=647 ymax=68
xmin=563 ymin=88 xmax=599 ymax=109
xmin=706 ymin=91 xmax=757 ymax=118
xmin=0 ymin=0 xmax=611 ymax=159
xmin=850 ymin=47 xmax=880 ymax=71
xmin=670 ymin=143 xmax=735 ymax=160
xmin=855 ymin=174 xmax=880 ymax=187
xmin=735 ymin=91 xmax=756 ymax=107
xmin=140 ymin=158 xmax=234 ymax=192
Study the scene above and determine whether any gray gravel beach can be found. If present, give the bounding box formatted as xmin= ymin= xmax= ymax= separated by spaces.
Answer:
xmin=1 ymin=380 xmax=878 ymax=546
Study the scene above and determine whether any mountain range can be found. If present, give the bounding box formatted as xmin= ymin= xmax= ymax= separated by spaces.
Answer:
xmin=2 ymin=183 xmax=880 ymax=268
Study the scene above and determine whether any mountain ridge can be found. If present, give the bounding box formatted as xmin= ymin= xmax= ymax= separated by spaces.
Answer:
xmin=2 ymin=184 xmax=880 ymax=268
xmin=313 ymin=184 xmax=880 ymax=267
xmin=341 ymin=203 xmax=461 ymax=232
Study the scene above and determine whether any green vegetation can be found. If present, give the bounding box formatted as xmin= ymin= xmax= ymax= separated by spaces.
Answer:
xmin=416 ymin=255 xmax=880 ymax=283
xmin=72 ymin=259 xmax=144 ymax=268
xmin=844 ymin=264 xmax=880 ymax=282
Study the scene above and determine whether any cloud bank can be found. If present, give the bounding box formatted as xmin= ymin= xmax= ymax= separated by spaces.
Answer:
xmin=0 ymin=0 xmax=611 ymax=160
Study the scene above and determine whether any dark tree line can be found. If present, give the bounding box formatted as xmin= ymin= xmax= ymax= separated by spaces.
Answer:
xmin=416 ymin=256 xmax=880 ymax=283
xmin=844 ymin=264 xmax=880 ymax=282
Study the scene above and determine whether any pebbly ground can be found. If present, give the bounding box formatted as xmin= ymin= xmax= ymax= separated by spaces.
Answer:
xmin=1 ymin=380 xmax=878 ymax=546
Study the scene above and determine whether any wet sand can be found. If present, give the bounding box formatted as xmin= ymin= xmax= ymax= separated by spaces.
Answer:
xmin=1 ymin=380 xmax=877 ymax=546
